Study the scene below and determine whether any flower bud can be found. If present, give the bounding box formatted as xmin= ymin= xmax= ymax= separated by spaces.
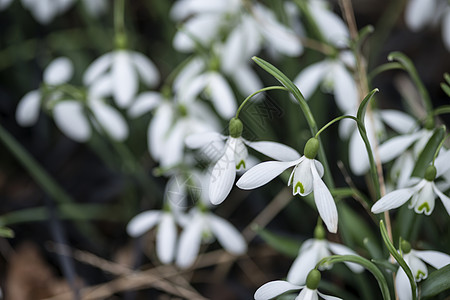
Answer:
xmin=401 ymin=240 xmax=411 ymax=254
xmin=306 ymin=269 xmax=321 ymax=290
xmin=424 ymin=165 xmax=437 ymax=181
xmin=304 ymin=138 xmax=319 ymax=159
xmin=229 ymin=118 xmax=243 ymax=138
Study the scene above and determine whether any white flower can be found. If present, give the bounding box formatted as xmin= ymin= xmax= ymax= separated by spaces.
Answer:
xmin=127 ymin=210 xmax=177 ymax=264
xmin=287 ymin=238 xmax=364 ymax=285
xmin=237 ymin=143 xmax=338 ymax=233
xmin=254 ymin=280 xmax=341 ymax=300
xmin=16 ymin=57 xmax=74 ymax=126
xmin=395 ymin=249 xmax=450 ymax=300
xmin=20 ymin=0 xmax=75 ymax=24
xmin=84 ymin=50 xmax=159 ymax=108
xmin=294 ymin=51 xmax=358 ymax=112
xmin=175 ymin=208 xmax=246 ymax=269
xmin=186 ymin=127 xmax=300 ymax=205
xmin=0 ymin=0 xmax=13 ymax=10
xmin=371 ymin=163 xmax=450 ymax=216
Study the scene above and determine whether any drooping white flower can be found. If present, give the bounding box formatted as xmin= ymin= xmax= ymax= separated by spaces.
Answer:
xmin=287 ymin=238 xmax=364 ymax=285
xmin=371 ymin=163 xmax=450 ymax=216
xmin=186 ymin=118 xmax=300 ymax=205
xmin=20 ymin=0 xmax=75 ymax=24
xmin=175 ymin=208 xmax=247 ymax=269
xmin=255 ymin=270 xmax=341 ymax=300
xmin=84 ymin=50 xmax=159 ymax=108
xmin=237 ymin=138 xmax=338 ymax=233
xmin=395 ymin=244 xmax=450 ymax=300
xmin=294 ymin=51 xmax=358 ymax=112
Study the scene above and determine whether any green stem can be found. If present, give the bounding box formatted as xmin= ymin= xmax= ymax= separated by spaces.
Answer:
xmin=315 ymin=115 xmax=356 ymax=139
xmin=380 ymin=220 xmax=416 ymax=300
xmin=432 ymin=131 xmax=449 ymax=164
xmin=235 ymin=86 xmax=288 ymax=118
xmin=114 ymin=0 xmax=127 ymax=48
xmin=316 ymin=255 xmax=391 ymax=300
xmin=368 ymin=62 xmax=403 ymax=82
xmin=433 ymin=105 xmax=450 ymax=116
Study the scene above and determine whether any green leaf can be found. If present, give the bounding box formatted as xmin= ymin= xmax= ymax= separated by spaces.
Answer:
xmin=253 ymin=225 xmax=301 ymax=258
xmin=411 ymin=126 xmax=446 ymax=178
xmin=440 ymin=82 xmax=450 ymax=97
xmin=380 ymin=220 xmax=416 ymax=300
xmin=421 ymin=264 xmax=450 ymax=298
xmin=0 ymin=227 xmax=14 ymax=238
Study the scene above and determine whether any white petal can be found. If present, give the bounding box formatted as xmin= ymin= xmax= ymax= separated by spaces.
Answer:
xmin=173 ymin=15 xmax=221 ymax=52
xmin=208 ymin=213 xmax=247 ymax=254
xmin=44 ymin=57 xmax=74 ymax=85
xmin=90 ymin=100 xmax=128 ymax=141
xmin=443 ymin=8 xmax=450 ymax=51
xmin=156 ymin=213 xmax=177 ymax=264
xmin=293 ymin=62 xmax=328 ymax=100
xmin=332 ymin=63 xmax=358 ymax=113
xmin=236 ymin=158 xmax=301 ymax=190
xmin=371 ymin=188 xmax=416 ymax=213
xmin=312 ymin=164 xmax=338 ymax=233
xmin=378 ymin=132 xmax=423 ymax=163
xmin=16 ymin=90 xmax=41 ymax=126
xmin=209 ymin=138 xmax=237 ymax=205
xmin=28 ymin=0 xmax=56 ymax=24
xmin=131 ymin=52 xmax=159 ymax=87
xmin=348 ymin=128 xmax=370 ymax=175
xmin=245 ymin=140 xmax=301 ymax=161
xmin=83 ymin=52 xmax=113 ymax=85
xmin=53 ymin=101 xmax=91 ymax=142
xmin=179 ymin=73 xmax=208 ymax=104
xmin=112 ymin=51 xmax=137 ymax=108
xmin=0 ymin=0 xmax=13 ymax=10
xmin=159 ymin=120 xmax=187 ymax=168
xmin=126 ymin=210 xmax=161 ymax=237
xmin=296 ymin=288 xmax=318 ymax=300
xmin=170 ymin=0 xmax=232 ymax=20
xmin=254 ymin=280 xmax=302 ymax=300
xmin=185 ymin=132 xmax=224 ymax=149
xmin=435 ymin=149 xmax=450 ymax=177
xmin=379 ymin=110 xmax=417 ymax=134
xmin=231 ymin=65 xmax=263 ymax=97
xmin=317 ymin=291 xmax=342 ymax=300
xmin=287 ymin=243 xmax=320 ymax=285
xmin=176 ymin=214 xmax=204 ymax=269
xmin=221 ymin=25 xmax=245 ymax=74
xmin=432 ymin=184 xmax=450 ymax=216
xmin=405 ymin=0 xmax=435 ymax=31
xmin=411 ymin=182 xmax=434 ymax=215
xmin=413 ymin=250 xmax=450 ymax=270
xmin=291 ymin=159 xmax=314 ymax=196
xmin=309 ymin=0 xmax=349 ymax=46
xmin=173 ymin=57 xmax=205 ymax=92
xmin=88 ymin=74 xmax=113 ymax=99
xmin=207 ymin=72 xmax=236 ymax=119
xmin=328 ymin=242 xmax=364 ymax=273
xmin=82 ymin=0 xmax=107 ymax=16
xmin=127 ymin=92 xmax=162 ymax=118
xmin=148 ymin=103 xmax=173 ymax=160
xmin=395 ymin=268 xmax=412 ymax=300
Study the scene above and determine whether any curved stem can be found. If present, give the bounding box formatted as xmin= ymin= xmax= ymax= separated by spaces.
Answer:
xmin=316 ymin=255 xmax=391 ymax=300
xmin=235 ymin=86 xmax=288 ymax=118
xmin=315 ymin=115 xmax=357 ymax=139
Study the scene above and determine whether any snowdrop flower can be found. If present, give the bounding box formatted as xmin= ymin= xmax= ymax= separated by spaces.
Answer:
xmin=372 ymin=164 xmax=450 ymax=216
xmin=186 ymin=118 xmax=301 ymax=205
xmin=395 ymin=241 xmax=450 ymax=300
xmin=294 ymin=51 xmax=358 ymax=113
xmin=175 ymin=207 xmax=246 ymax=269
xmin=20 ymin=0 xmax=74 ymax=24
xmin=84 ymin=50 xmax=159 ymax=108
xmin=405 ymin=0 xmax=450 ymax=50
xmin=16 ymin=57 xmax=74 ymax=126
xmin=237 ymin=138 xmax=338 ymax=233
xmin=287 ymin=225 xmax=364 ymax=285
xmin=255 ymin=269 xmax=341 ymax=300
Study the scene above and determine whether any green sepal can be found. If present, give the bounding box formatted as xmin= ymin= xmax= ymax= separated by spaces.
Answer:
xmin=229 ymin=118 xmax=243 ymax=138
xmin=253 ymin=224 xmax=301 ymax=258
xmin=306 ymin=269 xmax=321 ymax=290
xmin=411 ymin=126 xmax=445 ymax=178
xmin=304 ymin=138 xmax=319 ymax=159
xmin=421 ymin=264 xmax=450 ymax=298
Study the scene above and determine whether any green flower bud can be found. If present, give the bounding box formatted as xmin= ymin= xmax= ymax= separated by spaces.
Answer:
xmin=229 ymin=118 xmax=243 ymax=138
xmin=314 ymin=224 xmax=325 ymax=240
xmin=304 ymin=138 xmax=319 ymax=159
xmin=424 ymin=165 xmax=437 ymax=181
xmin=401 ymin=240 xmax=411 ymax=254
xmin=424 ymin=116 xmax=435 ymax=130
xmin=306 ymin=269 xmax=321 ymax=290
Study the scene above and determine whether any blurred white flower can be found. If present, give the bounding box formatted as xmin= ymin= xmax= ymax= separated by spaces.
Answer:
xmin=254 ymin=280 xmax=341 ymax=300
xmin=0 ymin=0 xmax=13 ymax=10
xmin=287 ymin=238 xmax=364 ymax=285
xmin=395 ymin=248 xmax=450 ymax=300
xmin=237 ymin=148 xmax=338 ymax=233
xmin=84 ymin=50 xmax=159 ymax=108
xmin=175 ymin=208 xmax=246 ymax=269
xmin=186 ymin=127 xmax=301 ymax=205
xmin=20 ymin=0 xmax=74 ymax=24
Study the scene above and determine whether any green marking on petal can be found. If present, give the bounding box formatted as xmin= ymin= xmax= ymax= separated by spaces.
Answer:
xmin=236 ymin=160 xmax=245 ymax=170
xmin=416 ymin=270 xmax=426 ymax=280
xmin=417 ymin=202 xmax=430 ymax=213
xmin=294 ymin=181 xmax=304 ymax=194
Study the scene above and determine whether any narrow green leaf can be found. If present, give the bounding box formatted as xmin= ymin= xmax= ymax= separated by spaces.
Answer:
xmin=0 ymin=227 xmax=14 ymax=238
xmin=411 ymin=126 xmax=446 ymax=178
xmin=371 ymin=259 xmax=398 ymax=273
xmin=253 ymin=225 xmax=301 ymax=258
xmin=444 ymin=72 xmax=450 ymax=85
xmin=421 ymin=264 xmax=450 ymax=298
xmin=380 ymin=220 xmax=416 ymax=300
xmin=433 ymin=105 xmax=450 ymax=116
xmin=440 ymin=82 xmax=450 ymax=97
